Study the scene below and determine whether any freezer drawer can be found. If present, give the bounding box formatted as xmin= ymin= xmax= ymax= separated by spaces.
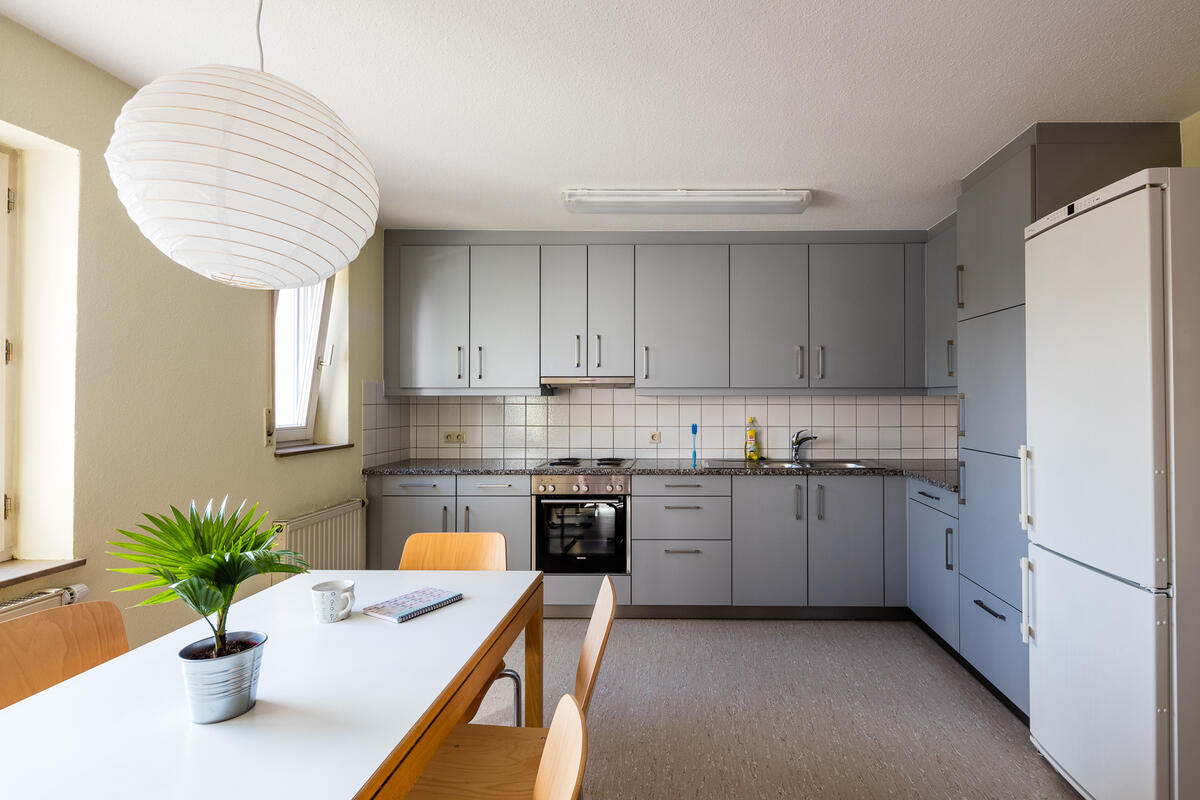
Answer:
xmin=1028 ymin=546 xmax=1170 ymax=800
xmin=959 ymin=576 xmax=1028 ymax=713
xmin=632 ymin=540 xmax=732 ymax=605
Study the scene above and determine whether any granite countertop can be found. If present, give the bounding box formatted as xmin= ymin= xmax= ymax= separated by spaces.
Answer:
xmin=363 ymin=458 xmax=959 ymax=492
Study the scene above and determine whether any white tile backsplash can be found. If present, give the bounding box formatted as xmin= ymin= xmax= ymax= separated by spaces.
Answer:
xmin=361 ymin=381 xmax=410 ymax=467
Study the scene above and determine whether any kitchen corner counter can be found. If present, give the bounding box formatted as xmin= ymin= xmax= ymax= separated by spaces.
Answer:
xmin=363 ymin=458 xmax=959 ymax=491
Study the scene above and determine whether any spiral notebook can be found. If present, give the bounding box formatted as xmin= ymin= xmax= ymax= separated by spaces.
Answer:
xmin=362 ymin=586 xmax=463 ymax=623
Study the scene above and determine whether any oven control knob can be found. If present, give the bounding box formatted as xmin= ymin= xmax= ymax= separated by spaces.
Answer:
xmin=605 ymin=484 xmax=614 ymax=492
xmin=572 ymin=484 xmax=581 ymax=492
xmin=547 ymin=484 xmax=556 ymax=492
xmin=615 ymin=483 xmax=624 ymax=492
xmin=537 ymin=484 xmax=546 ymax=492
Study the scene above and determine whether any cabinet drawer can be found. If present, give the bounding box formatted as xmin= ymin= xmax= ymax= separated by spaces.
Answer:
xmin=456 ymin=475 xmax=531 ymax=496
xmin=632 ymin=497 xmax=731 ymax=540
xmin=907 ymin=478 xmax=959 ymax=518
xmin=381 ymin=475 xmax=455 ymax=496
xmin=632 ymin=540 xmax=732 ymax=605
xmin=632 ymin=475 xmax=731 ymax=496
xmin=959 ymin=576 xmax=1029 ymax=713
xmin=545 ymin=574 xmax=631 ymax=606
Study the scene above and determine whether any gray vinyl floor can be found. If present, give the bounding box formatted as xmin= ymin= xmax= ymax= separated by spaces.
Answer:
xmin=472 ymin=619 xmax=1079 ymax=799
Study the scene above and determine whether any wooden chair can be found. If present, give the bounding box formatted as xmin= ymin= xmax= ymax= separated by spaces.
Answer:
xmin=0 ymin=601 xmax=129 ymax=710
xmin=399 ymin=531 xmax=523 ymax=725
xmin=400 ymin=694 xmax=587 ymax=800
xmin=403 ymin=576 xmax=616 ymax=800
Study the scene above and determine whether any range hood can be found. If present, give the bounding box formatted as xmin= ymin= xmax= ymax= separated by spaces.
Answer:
xmin=541 ymin=376 xmax=635 ymax=389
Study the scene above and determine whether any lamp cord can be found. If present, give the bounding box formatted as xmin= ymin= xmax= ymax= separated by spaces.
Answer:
xmin=255 ymin=0 xmax=264 ymax=71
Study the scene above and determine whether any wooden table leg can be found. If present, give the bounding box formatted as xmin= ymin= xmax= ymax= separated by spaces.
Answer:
xmin=524 ymin=582 xmax=543 ymax=727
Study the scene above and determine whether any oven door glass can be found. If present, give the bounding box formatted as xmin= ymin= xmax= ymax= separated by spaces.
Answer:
xmin=536 ymin=497 xmax=627 ymax=574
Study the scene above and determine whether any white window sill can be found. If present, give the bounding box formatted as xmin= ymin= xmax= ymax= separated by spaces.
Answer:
xmin=274 ymin=442 xmax=353 ymax=458
xmin=0 ymin=558 xmax=87 ymax=590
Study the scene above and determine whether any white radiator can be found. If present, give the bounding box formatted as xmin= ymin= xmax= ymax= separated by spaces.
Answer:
xmin=0 ymin=584 xmax=88 ymax=623
xmin=275 ymin=499 xmax=366 ymax=578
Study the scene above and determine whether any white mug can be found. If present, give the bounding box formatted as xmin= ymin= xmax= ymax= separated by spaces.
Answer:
xmin=311 ymin=579 xmax=355 ymax=623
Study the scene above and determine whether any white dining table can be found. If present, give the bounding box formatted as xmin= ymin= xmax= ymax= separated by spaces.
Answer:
xmin=0 ymin=569 xmax=544 ymax=799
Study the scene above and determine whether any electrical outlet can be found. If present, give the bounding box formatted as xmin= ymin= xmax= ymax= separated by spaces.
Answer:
xmin=443 ymin=431 xmax=467 ymax=444
xmin=453 ymin=431 xmax=467 ymax=444
xmin=649 ymin=431 xmax=661 ymax=444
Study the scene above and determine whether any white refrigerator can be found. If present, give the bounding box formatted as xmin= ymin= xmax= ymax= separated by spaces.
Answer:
xmin=1022 ymin=167 xmax=1200 ymax=800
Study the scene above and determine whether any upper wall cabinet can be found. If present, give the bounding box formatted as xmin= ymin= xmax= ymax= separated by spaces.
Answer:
xmin=956 ymin=147 xmax=1032 ymax=321
xmin=469 ymin=246 xmax=540 ymax=389
xmin=729 ymin=245 xmax=809 ymax=389
xmin=925 ymin=219 xmax=958 ymax=388
xmin=809 ymin=244 xmax=905 ymax=389
xmin=587 ymin=245 xmax=635 ymax=377
xmin=390 ymin=245 xmax=470 ymax=390
xmin=540 ymin=245 xmax=587 ymax=378
xmin=635 ymin=245 xmax=730 ymax=389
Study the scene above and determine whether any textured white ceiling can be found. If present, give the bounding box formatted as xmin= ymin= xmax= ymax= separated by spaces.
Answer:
xmin=3 ymin=0 xmax=1200 ymax=231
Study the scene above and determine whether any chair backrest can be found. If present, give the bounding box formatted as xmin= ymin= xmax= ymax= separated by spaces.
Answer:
xmin=533 ymin=694 xmax=588 ymax=800
xmin=0 ymin=601 xmax=129 ymax=710
xmin=574 ymin=575 xmax=616 ymax=716
xmin=398 ymin=532 xmax=508 ymax=571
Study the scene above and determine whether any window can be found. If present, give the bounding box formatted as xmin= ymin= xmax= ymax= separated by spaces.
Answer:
xmin=272 ymin=276 xmax=335 ymax=445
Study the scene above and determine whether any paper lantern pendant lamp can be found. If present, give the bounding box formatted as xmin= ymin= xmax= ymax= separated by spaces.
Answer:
xmin=105 ymin=64 xmax=379 ymax=289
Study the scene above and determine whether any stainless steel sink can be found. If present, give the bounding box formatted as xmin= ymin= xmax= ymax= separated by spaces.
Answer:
xmin=763 ymin=460 xmax=870 ymax=470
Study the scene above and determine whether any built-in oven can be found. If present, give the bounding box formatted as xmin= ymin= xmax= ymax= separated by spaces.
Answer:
xmin=532 ymin=474 xmax=629 ymax=575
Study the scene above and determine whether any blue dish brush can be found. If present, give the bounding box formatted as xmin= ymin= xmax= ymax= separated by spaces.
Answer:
xmin=691 ymin=423 xmax=698 ymax=469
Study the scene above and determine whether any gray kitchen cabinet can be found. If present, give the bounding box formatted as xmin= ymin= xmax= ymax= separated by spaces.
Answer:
xmin=807 ymin=476 xmax=884 ymax=605
xmin=883 ymin=476 xmax=908 ymax=606
xmin=958 ymin=449 xmax=1026 ymax=609
xmin=469 ymin=245 xmax=540 ymax=388
xmin=540 ymin=245 xmax=587 ymax=377
xmin=732 ymin=477 xmax=808 ymax=605
xmin=925 ymin=218 xmax=958 ymax=388
xmin=957 ymin=305 xmax=1026 ymax=457
xmin=959 ymin=576 xmax=1029 ymax=713
xmin=379 ymin=496 xmax=455 ymax=570
xmin=389 ymin=246 xmax=470 ymax=391
xmin=545 ymin=574 xmax=632 ymax=606
xmin=632 ymin=539 xmax=732 ymax=605
xmin=908 ymin=496 xmax=959 ymax=649
xmin=456 ymin=495 xmax=531 ymax=570
xmin=809 ymin=244 xmax=905 ymax=388
xmin=587 ymin=245 xmax=634 ymax=377
xmin=956 ymin=147 xmax=1032 ymax=321
xmin=634 ymin=245 xmax=729 ymax=388
xmin=631 ymin=496 xmax=731 ymax=540
xmin=729 ymin=245 xmax=809 ymax=389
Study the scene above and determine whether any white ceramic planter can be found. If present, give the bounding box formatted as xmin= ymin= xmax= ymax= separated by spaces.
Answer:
xmin=177 ymin=631 xmax=267 ymax=724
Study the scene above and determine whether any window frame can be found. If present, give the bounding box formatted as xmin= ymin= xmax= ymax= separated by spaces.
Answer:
xmin=0 ymin=148 xmax=14 ymax=563
xmin=271 ymin=275 xmax=335 ymax=447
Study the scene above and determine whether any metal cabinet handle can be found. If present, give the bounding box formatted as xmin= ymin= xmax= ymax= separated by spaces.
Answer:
xmin=946 ymin=339 xmax=955 ymax=378
xmin=817 ymin=483 xmax=825 ymax=520
xmin=642 ymin=345 xmax=649 ymax=379
xmin=955 ymin=264 xmax=965 ymax=309
xmin=664 ymin=505 xmax=702 ymax=510
xmin=974 ymin=598 xmax=1006 ymax=621
xmin=664 ymin=483 xmax=702 ymax=488
xmin=456 ymin=346 xmax=463 ymax=380
xmin=441 ymin=505 xmax=448 ymax=532
xmin=400 ymin=482 xmax=438 ymax=488
xmin=945 ymin=528 xmax=954 ymax=570
xmin=957 ymin=393 xmax=966 ymax=438
xmin=463 ymin=505 xmax=470 ymax=531
xmin=795 ymin=345 xmax=804 ymax=380
xmin=1020 ymin=556 xmax=1034 ymax=642
xmin=1018 ymin=445 xmax=1032 ymax=530
xmin=794 ymin=484 xmax=803 ymax=520
xmin=917 ymin=490 xmax=941 ymax=502
xmin=957 ymin=461 xmax=966 ymax=505
xmin=594 ymin=334 xmax=601 ymax=368
xmin=476 ymin=345 xmax=483 ymax=380
xmin=664 ymin=548 xmax=702 ymax=554
xmin=816 ymin=345 xmax=825 ymax=380
xmin=574 ymin=335 xmax=581 ymax=368
xmin=474 ymin=483 xmax=513 ymax=489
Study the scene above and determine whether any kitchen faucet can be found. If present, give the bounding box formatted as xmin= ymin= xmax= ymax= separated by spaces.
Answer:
xmin=792 ymin=429 xmax=818 ymax=461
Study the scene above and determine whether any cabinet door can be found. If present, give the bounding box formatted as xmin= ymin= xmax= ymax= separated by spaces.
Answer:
xmin=457 ymin=496 xmax=531 ymax=570
xmin=729 ymin=245 xmax=808 ymax=388
xmin=634 ymin=245 xmax=729 ymax=388
xmin=809 ymin=244 xmax=905 ymax=388
xmin=907 ymin=499 xmax=959 ymax=649
xmin=587 ymin=245 xmax=634 ymax=377
xmin=470 ymin=245 xmax=540 ymax=388
xmin=390 ymin=246 xmax=469 ymax=390
xmin=958 ymin=448 xmax=1026 ymax=608
xmin=632 ymin=540 xmax=732 ymax=605
xmin=540 ymin=245 xmax=586 ymax=377
xmin=808 ymin=477 xmax=884 ymax=605
xmin=380 ymin=496 xmax=454 ymax=570
xmin=960 ymin=576 xmax=1028 ymax=713
xmin=957 ymin=305 xmax=1026 ymax=457
xmin=956 ymin=146 xmax=1032 ymax=320
xmin=925 ymin=221 xmax=958 ymax=388
xmin=732 ymin=477 xmax=807 ymax=605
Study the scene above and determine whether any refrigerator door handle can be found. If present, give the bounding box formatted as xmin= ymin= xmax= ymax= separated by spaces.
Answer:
xmin=1020 ymin=556 xmax=1034 ymax=643
xmin=1018 ymin=445 xmax=1032 ymax=530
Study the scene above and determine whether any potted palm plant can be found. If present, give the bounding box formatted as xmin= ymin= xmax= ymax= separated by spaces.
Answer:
xmin=108 ymin=497 xmax=309 ymax=724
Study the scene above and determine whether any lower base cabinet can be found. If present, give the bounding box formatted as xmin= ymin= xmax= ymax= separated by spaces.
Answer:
xmin=732 ymin=477 xmax=807 ymax=605
xmin=456 ymin=496 xmax=531 ymax=570
xmin=545 ymin=574 xmax=632 ymax=605
xmin=380 ymin=496 xmax=454 ymax=570
xmin=632 ymin=540 xmax=732 ymax=605
xmin=959 ymin=575 xmax=1029 ymax=713
xmin=808 ymin=477 xmax=884 ymax=606
xmin=908 ymin=498 xmax=960 ymax=649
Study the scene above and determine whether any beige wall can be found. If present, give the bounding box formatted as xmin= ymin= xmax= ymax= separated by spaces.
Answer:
xmin=0 ymin=15 xmax=383 ymax=646
xmin=1184 ymin=109 xmax=1200 ymax=167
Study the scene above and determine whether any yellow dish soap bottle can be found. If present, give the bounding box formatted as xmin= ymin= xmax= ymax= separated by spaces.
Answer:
xmin=744 ymin=416 xmax=760 ymax=461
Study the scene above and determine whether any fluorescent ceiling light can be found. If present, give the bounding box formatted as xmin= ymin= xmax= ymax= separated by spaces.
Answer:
xmin=562 ymin=188 xmax=812 ymax=214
